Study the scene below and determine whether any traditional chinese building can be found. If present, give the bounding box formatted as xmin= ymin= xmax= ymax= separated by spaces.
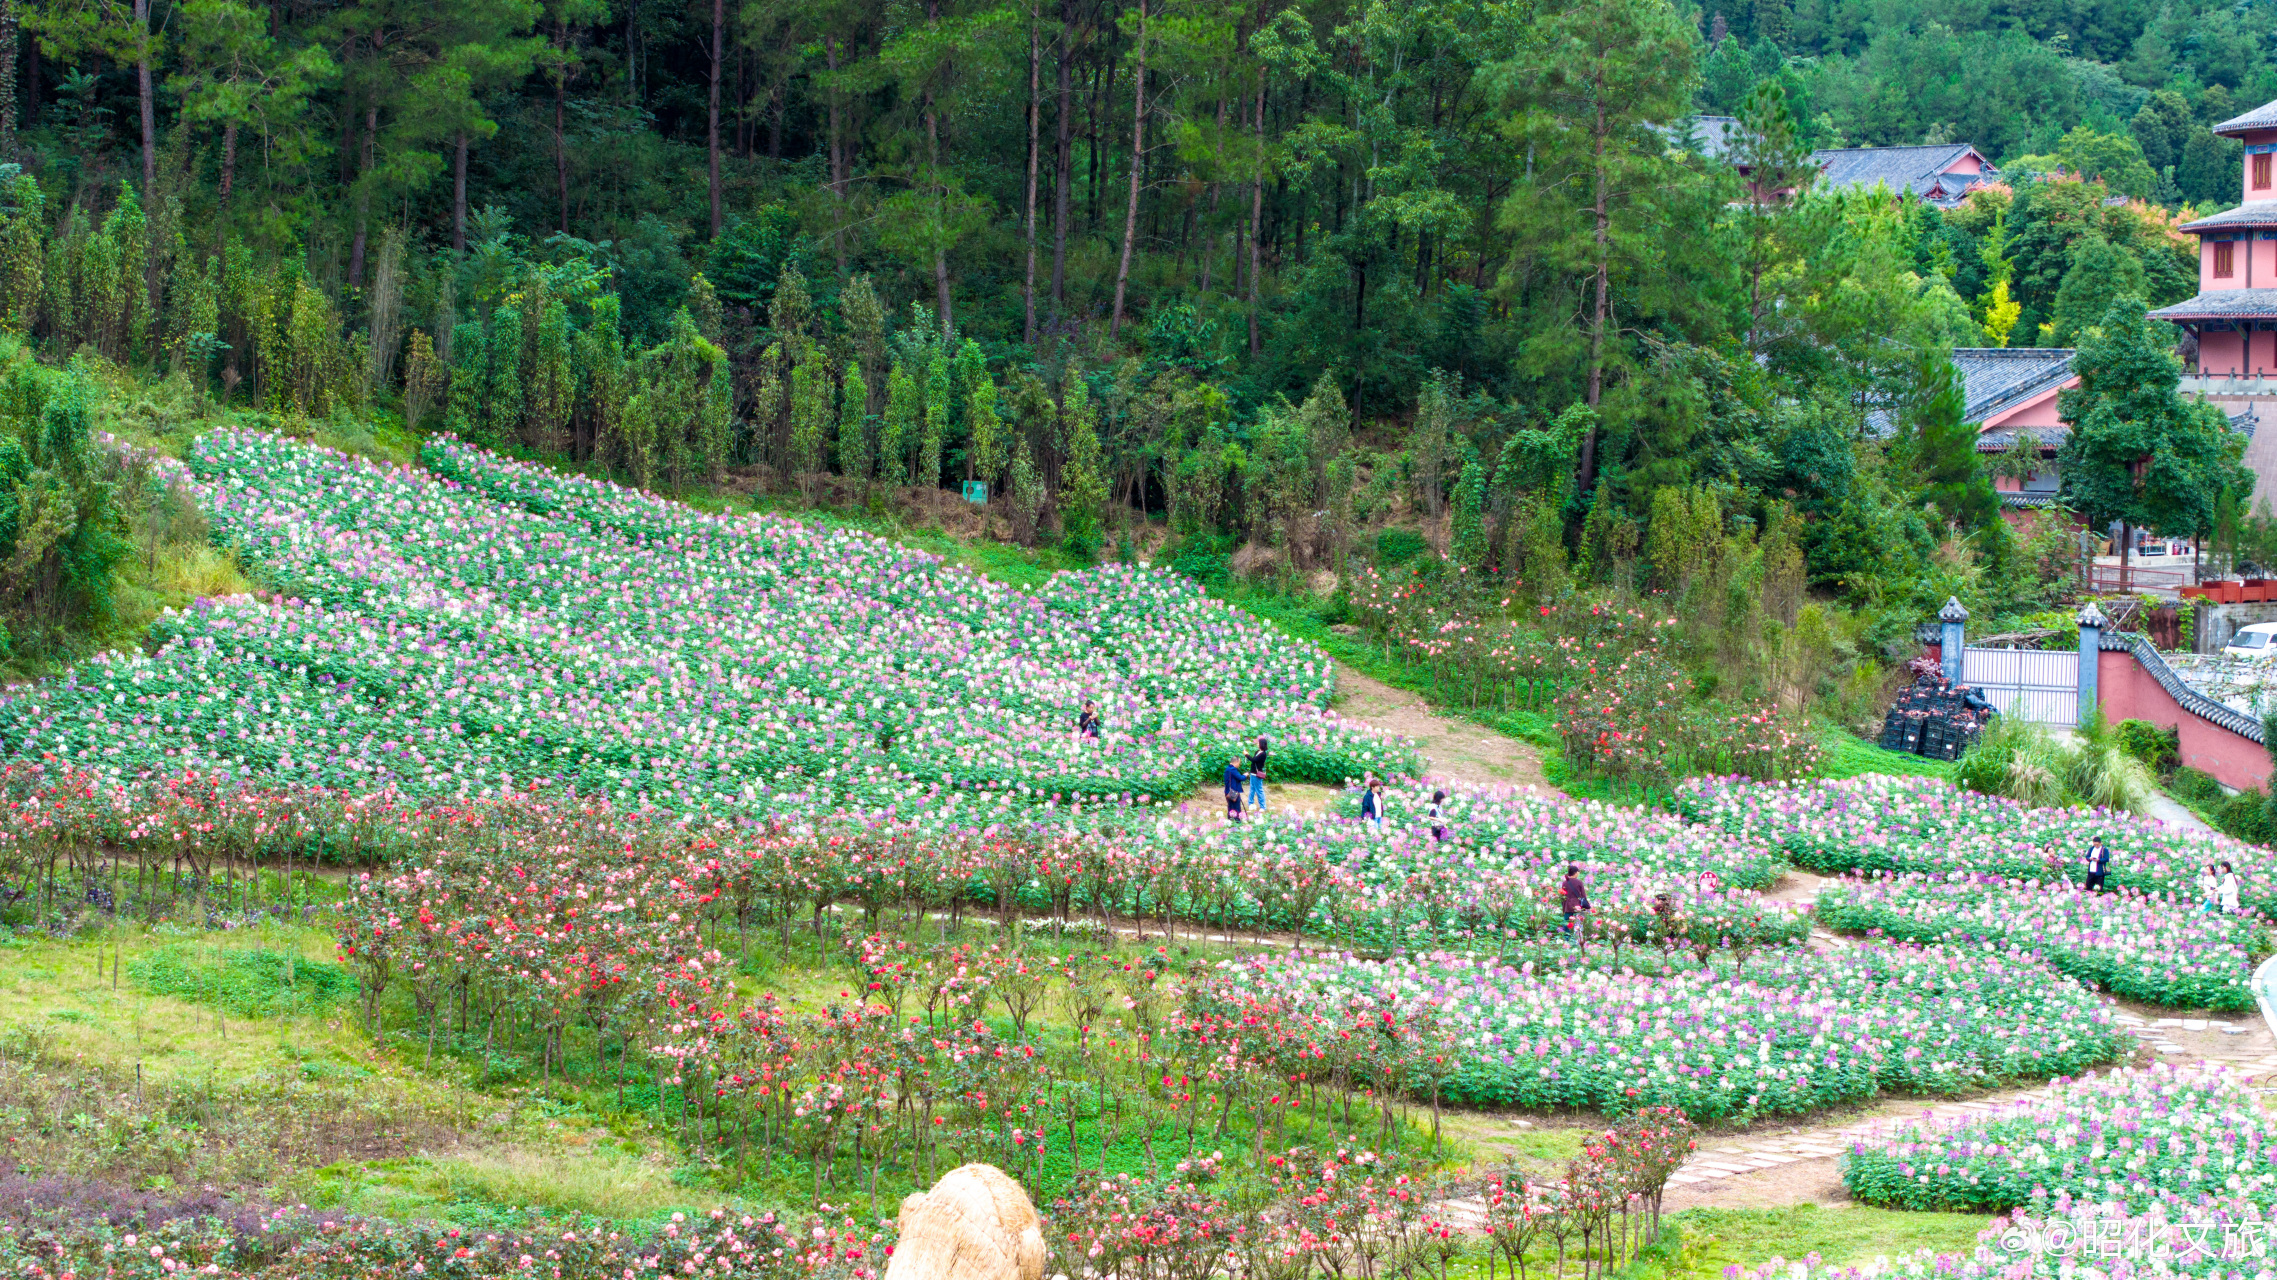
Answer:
xmin=1685 ymin=122 xmax=1999 ymax=209
xmin=2147 ymin=96 xmax=2277 ymax=509
xmin=1808 ymin=144 xmax=1999 ymax=208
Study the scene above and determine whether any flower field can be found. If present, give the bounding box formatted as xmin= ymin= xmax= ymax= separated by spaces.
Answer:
xmin=1202 ymin=943 xmax=2133 ymax=1121
xmin=1841 ymin=1064 xmax=2277 ymax=1212
xmin=1814 ymin=873 xmax=2267 ymax=1010
xmin=1676 ymin=774 xmax=2277 ymax=912
xmin=1136 ymin=781 xmax=1806 ymax=951
xmin=0 ymin=431 xmax=1411 ymax=813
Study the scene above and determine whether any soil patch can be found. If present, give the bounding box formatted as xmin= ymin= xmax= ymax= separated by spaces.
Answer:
xmin=1331 ymin=667 xmax=1559 ymax=793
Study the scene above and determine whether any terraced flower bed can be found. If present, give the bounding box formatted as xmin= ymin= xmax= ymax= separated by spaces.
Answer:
xmin=1842 ymin=1064 xmax=2277 ymax=1212
xmin=1205 ymin=942 xmax=2133 ymax=1121
xmin=1815 ymin=872 xmax=2268 ymax=1010
xmin=0 ymin=432 xmax=1412 ymax=811
xmin=1676 ymin=774 xmax=2276 ymax=912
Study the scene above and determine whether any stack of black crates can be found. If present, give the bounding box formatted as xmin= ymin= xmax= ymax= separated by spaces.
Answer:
xmin=1879 ymin=671 xmax=1996 ymax=761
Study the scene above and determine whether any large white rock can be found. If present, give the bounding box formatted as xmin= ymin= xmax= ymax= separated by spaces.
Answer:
xmin=886 ymin=1164 xmax=1046 ymax=1280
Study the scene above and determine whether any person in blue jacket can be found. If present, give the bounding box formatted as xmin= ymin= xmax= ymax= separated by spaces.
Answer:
xmin=1223 ymin=757 xmax=1246 ymax=822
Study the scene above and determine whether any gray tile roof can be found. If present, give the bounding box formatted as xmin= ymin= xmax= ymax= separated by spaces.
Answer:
xmin=2179 ymin=202 xmax=2277 ymax=233
xmin=1689 ymin=116 xmax=1743 ymax=163
xmin=2234 ymin=406 xmax=2260 ymax=441
xmin=1953 ymin=347 xmax=2076 ymax=423
xmin=1810 ymin=145 xmax=1995 ymax=206
xmin=1999 ymin=492 xmax=2062 ymax=508
xmin=1863 ymin=348 xmax=2075 ymax=439
xmin=2214 ymin=98 xmax=2277 ymax=137
xmin=1975 ymin=424 xmax=2070 ymax=452
xmin=2149 ymin=289 xmax=2277 ymax=321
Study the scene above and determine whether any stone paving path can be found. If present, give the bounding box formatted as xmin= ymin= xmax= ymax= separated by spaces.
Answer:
xmin=1426 ymin=903 xmax=2277 ymax=1226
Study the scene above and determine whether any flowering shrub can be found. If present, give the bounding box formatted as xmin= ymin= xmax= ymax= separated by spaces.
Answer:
xmin=1482 ymin=1107 xmax=1698 ymax=1279
xmin=1553 ymin=650 xmax=1696 ymax=792
xmin=1842 ymin=1064 xmax=2277 ymax=1212
xmin=0 ymin=1204 xmax=887 ymax=1279
xmin=1816 ymin=872 xmax=2268 ymax=1010
xmin=1197 ymin=942 xmax=2131 ymax=1121
xmin=1676 ymin=774 xmax=2276 ymax=912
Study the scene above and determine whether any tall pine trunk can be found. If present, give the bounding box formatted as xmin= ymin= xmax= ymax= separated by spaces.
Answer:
xmin=555 ymin=26 xmax=572 ymax=236
xmin=827 ymin=38 xmax=846 ymax=271
xmin=453 ymin=134 xmax=469 ymax=253
xmin=0 ymin=0 xmax=18 ymax=155
xmin=348 ymin=104 xmax=377 ymax=288
xmin=929 ymin=105 xmax=951 ymax=333
xmin=1579 ymin=73 xmax=1608 ymax=489
xmin=1248 ymin=68 xmax=1264 ymax=355
xmin=1109 ymin=0 xmax=1146 ymax=340
xmin=707 ymin=0 xmax=724 ymax=237
xmin=1024 ymin=8 xmax=1041 ymax=344
xmin=1051 ymin=18 xmax=1074 ymax=308
xmin=135 ymin=0 xmax=158 ymax=315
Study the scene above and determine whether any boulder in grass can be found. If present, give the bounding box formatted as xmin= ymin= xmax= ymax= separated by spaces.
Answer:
xmin=885 ymin=1164 xmax=1046 ymax=1280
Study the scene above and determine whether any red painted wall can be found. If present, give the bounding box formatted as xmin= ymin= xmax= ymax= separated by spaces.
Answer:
xmin=2096 ymin=649 xmax=2273 ymax=791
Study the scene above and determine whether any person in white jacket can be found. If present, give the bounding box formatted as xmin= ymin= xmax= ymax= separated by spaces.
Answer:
xmin=2199 ymin=862 xmax=2222 ymax=914
xmin=2220 ymin=861 xmax=2243 ymax=914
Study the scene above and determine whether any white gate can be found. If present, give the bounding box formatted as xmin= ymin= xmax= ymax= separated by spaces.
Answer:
xmin=1962 ymin=647 xmax=2080 ymax=727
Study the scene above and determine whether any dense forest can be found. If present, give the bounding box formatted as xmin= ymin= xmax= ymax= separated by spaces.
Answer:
xmin=0 ymin=0 xmax=2261 ymax=708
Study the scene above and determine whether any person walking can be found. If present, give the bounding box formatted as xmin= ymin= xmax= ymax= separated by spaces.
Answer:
xmin=2198 ymin=862 xmax=2221 ymax=914
xmin=1560 ymin=864 xmax=1590 ymax=941
xmin=1357 ymin=776 xmax=1382 ymax=830
xmin=1247 ymin=736 xmax=1270 ymax=814
xmin=1223 ymin=757 xmax=1246 ymax=823
xmin=2084 ymin=838 xmax=2112 ymax=893
xmin=1428 ymin=789 xmax=1448 ymax=842
xmin=2220 ymin=861 xmax=2242 ymax=914
xmin=1078 ymin=699 xmax=1101 ymax=739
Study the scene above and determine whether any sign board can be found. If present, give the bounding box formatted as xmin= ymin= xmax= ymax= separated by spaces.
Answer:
xmin=961 ymin=481 xmax=988 ymax=504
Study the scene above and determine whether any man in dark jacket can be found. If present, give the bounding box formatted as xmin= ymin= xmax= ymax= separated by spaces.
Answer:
xmin=1247 ymin=737 xmax=1269 ymax=814
xmin=1223 ymin=758 xmax=1246 ymax=822
xmin=2085 ymin=838 xmax=2112 ymax=892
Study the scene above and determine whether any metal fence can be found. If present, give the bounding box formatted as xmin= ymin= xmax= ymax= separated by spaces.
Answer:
xmin=2085 ymin=563 xmax=2195 ymax=592
xmin=1961 ymin=646 xmax=2081 ymax=727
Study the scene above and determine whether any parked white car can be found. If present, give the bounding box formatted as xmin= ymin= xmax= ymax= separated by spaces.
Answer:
xmin=2224 ymin=622 xmax=2277 ymax=658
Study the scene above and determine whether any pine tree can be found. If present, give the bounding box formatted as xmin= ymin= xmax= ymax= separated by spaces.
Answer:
xmin=0 ymin=173 xmax=43 ymax=334
xmin=1057 ymin=378 xmax=1109 ymax=547
xmin=578 ymin=295 xmax=629 ymax=464
xmin=485 ymin=306 xmax=525 ymax=444
xmin=920 ymin=351 xmax=950 ymax=488
xmin=403 ymin=330 xmax=444 ymax=431
xmin=788 ymin=351 xmax=830 ymax=487
xmin=696 ymin=333 xmax=732 ymax=482
xmin=447 ymin=320 xmax=489 ymax=440
xmin=966 ymin=368 xmax=1004 ymax=492
xmin=687 ymin=272 xmax=725 ymax=343
xmin=841 ymin=274 xmax=889 ymax=408
xmin=104 ymin=184 xmax=149 ymax=358
xmin=1450 ymin=442 xmax=1490 ymax=569
xmin=837 ymin=361 xmax=871 ymax=482
xmin=1009 ymin=435 xmax=1048 ymax=545
xmin=880 ymin=358 xmax=919 ymax=486
xmin=770 ymin=266 xmax=813 ymax=346
xmin=166 ymin=254 xmax=220 ymax=376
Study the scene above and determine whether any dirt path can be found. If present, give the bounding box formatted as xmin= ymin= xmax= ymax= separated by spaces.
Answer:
xmin=1332 ymin=666 xmax=1560 ymax=793
xmin=1432 ymin=1004 xmax=2277 ymax=1221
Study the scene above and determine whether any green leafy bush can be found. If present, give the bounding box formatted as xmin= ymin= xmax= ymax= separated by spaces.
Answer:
xmin=2115 ymin=719 xmax=2180 ymax=776
xmin=1373 ymin=527 xmax=1429 ymax=567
